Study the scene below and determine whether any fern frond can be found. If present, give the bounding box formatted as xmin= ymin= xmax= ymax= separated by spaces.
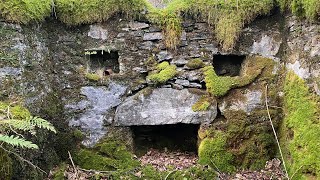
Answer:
xmin=0 ymin=134 xmax=38 ymax=149
xmin=0 ymin=116 xmax=56 ymax=133
xmin=28 ymin=116 xmax=56 ymax=133
xmin=0 ymin=119 xmax=35 ymax=132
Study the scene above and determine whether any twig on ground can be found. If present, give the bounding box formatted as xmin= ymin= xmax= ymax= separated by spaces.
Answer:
xmin=265 ymin=85 xmax=289 ymax=180
xmin=164 ymin=170 xmax=177 ymax=180
xmin=210 ymin=159 xmax=222 ymax=175
xmin=78 ymin=168 xmax=116 ymax=174
xmin=68 ymin=151 xmax=78 ymax=179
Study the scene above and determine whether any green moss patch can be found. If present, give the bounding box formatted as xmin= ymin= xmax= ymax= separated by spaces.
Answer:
xmin=203 ymin=66 xmax=237 ymax=97
xmin=280 ymin=71 xmax=320 ymax=179
xmin=0 ymin=101 xmax=31 ymax=119
xmin=55 ymin=0 xmax=147 ymax=25
xmin=203 ymin=56 xmax=275 ymax=97
xmin=192 ymin=95 xmax=211 ymax=112
xmin=186 ymin=58 xmax=205 ymax=69
xmin=277 ymin=0 xmax=320 ymax=21
xmin=85 ymin=73 xmax=101 ymax=81
xmin=198 ymin=131 xmax=235 ymax=172
xmin=74 ymin=140 xmax=139 ymax=171
xmin=147 ymin=61 xmax=177 ymax=85
xmin=0 ymin=0 xmax=51 ymax=24
xmin=199 ymin=108 xmax=280 ymax=171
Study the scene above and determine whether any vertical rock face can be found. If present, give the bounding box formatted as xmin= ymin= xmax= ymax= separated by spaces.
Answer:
xmin=115 ymin=88 xmax=217 ymax=126
xmin=285 ymin=16 xmax=320 ymax=94
xmin=67 ymin=83 xmax=126 ymax=146
xmin=251 ymin=35 xmax=281 ymax=58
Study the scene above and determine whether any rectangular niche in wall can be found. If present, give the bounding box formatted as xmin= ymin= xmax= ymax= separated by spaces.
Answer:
xmin=213 ymin=54 xmax=246 ymax=77
xmin=131 ymin=124 xmax=199 ymax=156
xmin=85 ymin=49 xmax=120 ymax=75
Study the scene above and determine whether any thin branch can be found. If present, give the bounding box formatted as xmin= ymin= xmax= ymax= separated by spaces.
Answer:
xmin=78 ymin=168 xmax=116 ymax=174
xmin=265 ymin=85 xmax=290 ymax=180
xmin=68 ymin=151 xmax=78 ymax=179
xmin=5 ymin=106 xmax=24 ymax=138
xmin=290 ymin=165 xmax=304 ymax=180
xmin=210 ymin=159 xmax=222 ymax=175
xmin=164 ymin=170 xmax=177 ymax=180
xmin=0 ymin=145 xmax=46 ymax=174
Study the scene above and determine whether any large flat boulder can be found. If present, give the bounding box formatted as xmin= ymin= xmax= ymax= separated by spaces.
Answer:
xmin=114 ymin=88 xmax=216 ymax=126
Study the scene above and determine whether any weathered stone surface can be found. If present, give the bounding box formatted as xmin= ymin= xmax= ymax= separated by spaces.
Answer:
xmin=88 ymin=25 xmax=108 ymax=40
xmin=175 ymin=79 xmax=190 ymax=87
xmin=157 ymin=51 xmax=173 ymax=62
xmin=188 ymin=83 xmax=202 ymax=88
xmin=286 ymin=61 xmax=310 ymax=79
xmin=139 ymin=41 xmax=154 ymax=50
xmin=149 ymin=26 xmax=162 ymax=32
xmin=172 ymin=57 xmax=188 ymax=66
xmin=67 ymin=83 xmax=127 ymax=146
xmin=129 ymin=22 xmax=149 ymax=30
xmin=185 ymin=70 xmax=202 ymax=82
xmin=219 ymin=90 xmax=263 ymax=115
xmin=251 ymin=35 xmax=281 ymax=58
xmin=143 ymin=32 xmax=163 ymax=41
xmin=114 ymin=88 xmax=216 ymax=126
xmin=181 ymin=31 xmax=187 ymax=41
xmin=0 ymin=67 xmax=21 ymax=78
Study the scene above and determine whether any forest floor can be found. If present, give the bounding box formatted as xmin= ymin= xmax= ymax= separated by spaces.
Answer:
xmin=49 ymin=149 xmax=286 ymax=179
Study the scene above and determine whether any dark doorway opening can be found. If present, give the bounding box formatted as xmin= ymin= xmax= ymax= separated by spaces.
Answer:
xmin=213 ymin=54 xmax=245 ymax=76
xmin=131 ymin=124 xmax=199 ymax=156
xmin=86 ymin=49 xmax=120 ymax=75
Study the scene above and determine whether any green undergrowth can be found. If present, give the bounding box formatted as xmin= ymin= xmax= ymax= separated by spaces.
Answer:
xmin=53 ymin=163 xmax=217 ymax=179
xmin=147 ymin=61 xmax=177 ymax=85
xmin=277 ymin=0 xmax=320 ymax=21
xmin=0 ymin=148 xmax=12 ymax=180
xmin=0 ymin=0 xmax=51 ymax=24
xmin=52 ymin=163 xmax=67 ymax=180
xmin=73 ymin=139 xmax=139 ymax=171
xmin=280 ymin=71 xmax=320 ymax=179
xmin=55 ymin=0 xmax=147 ymax=25
xmin=203 ymin=56 xmax=275 ymax=97
xmin=71 ymin=137 xmax=217 ymax=179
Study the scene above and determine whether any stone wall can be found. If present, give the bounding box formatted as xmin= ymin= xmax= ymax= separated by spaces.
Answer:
xmin=1 ymin=11 xmax=319 ymax=176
